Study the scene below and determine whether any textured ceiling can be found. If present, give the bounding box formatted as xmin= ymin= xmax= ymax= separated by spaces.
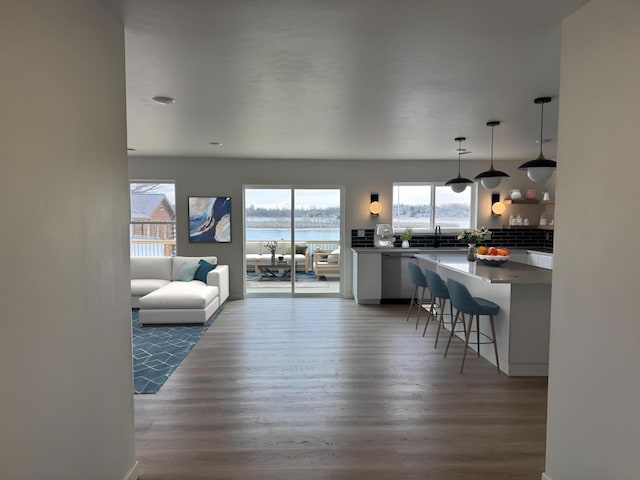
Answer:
xmin=118 ymin=0 xmax=588 ymax=161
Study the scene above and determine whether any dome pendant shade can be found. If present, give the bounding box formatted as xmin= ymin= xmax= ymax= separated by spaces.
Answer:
xmin=480 ymin=176 xmax=502 ymax=189
xmin=519 ymin=97 xmax=556 ymax=183
xmin=475 ymin=120 xmax=510 ymax=190
xmin=446 ymin=137 xmax=474 ymax=193
xmin=518 ymin=153 xmax=557 ymax=182
xmin=446 ymin=175 xmax=474 ymax=193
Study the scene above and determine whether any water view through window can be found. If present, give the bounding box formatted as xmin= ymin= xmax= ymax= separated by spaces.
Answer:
xmin=392 ymin=183 xmax=474 ymax=231
xmin=244 ymin=188 xmax=341 ymax=295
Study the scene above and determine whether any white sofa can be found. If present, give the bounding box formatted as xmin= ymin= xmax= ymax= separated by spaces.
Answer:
xmin=245 ymin=241 xmax=311 ymax=272
xmin=131 ymin=256 xmax=229 ymax=325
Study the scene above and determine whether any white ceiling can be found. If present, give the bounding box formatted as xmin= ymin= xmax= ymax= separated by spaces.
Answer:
xmin=118 ymin=0 xmax=589 ymax=161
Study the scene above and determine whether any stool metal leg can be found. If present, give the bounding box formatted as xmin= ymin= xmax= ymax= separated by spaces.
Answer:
xmin=448 ymin=300 xmax=454 ymax=330
xmin=422 ymin=296 xmax=437 ymax=337
xmin=489 ymin=315 xmax=500 ymax=372
xmin=433 ymin=298 xmax=445 ymax=348
xmin=444 ymin=310 xmax=461 ymax=358
xmin=460 ymin=313 xmax=472 ymax=374
xmin=476 ymin=314 xmax=481 ymax=357
xmin=406 ymin=285 xmax=418 ymax=322
xmin=415 ymin=287 xmax=426 ymax=330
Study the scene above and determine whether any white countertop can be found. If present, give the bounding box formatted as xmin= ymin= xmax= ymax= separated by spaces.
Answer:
xmin=414 ymin=252 xmax=553 ymax=285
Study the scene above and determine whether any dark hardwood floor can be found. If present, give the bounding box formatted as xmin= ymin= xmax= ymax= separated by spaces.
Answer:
xmin=134 ymin=298 xmax=548 ymax=479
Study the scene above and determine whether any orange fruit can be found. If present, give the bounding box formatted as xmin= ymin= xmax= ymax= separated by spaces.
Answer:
xmin=477 ymin=246 xmax=488 ymax=255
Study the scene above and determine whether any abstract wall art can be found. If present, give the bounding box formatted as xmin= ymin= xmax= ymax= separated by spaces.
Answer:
xmin=188 ymin=196 xmax=231 ymax=243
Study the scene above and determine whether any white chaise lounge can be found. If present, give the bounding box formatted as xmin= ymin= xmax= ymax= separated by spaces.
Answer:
xmin=130 ymin=256 xmax=229 ymax=325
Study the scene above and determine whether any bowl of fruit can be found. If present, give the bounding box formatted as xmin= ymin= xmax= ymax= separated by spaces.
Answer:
xmin=476 ymin=246 xmax=510 ymax=266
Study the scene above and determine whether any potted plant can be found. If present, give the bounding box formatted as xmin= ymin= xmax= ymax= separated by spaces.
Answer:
xmin=399 ymin=228 xmax=413 ymax=248
xmin=264 ymin=240 xmax=278 ymax=264
xmin=457 ymin=227 xmax=491 ymax=261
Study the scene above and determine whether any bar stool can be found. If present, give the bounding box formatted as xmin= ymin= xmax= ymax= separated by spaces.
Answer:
xmin=422 ymin=269 xmax=454 ymax=348
xmin=406 ymin=262 xmax=429 ymax=330
xmin=444 ymin=278 xmax=501 ymax=374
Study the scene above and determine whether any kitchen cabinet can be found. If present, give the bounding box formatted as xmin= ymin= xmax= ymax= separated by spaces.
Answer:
xmin=352 ymin=250 xmax=382 ymax=304
xmin=506 ymin=250 xmax=553 ymax=270
xmin=381 ymin=253 xmax=416 ymax=301
xmin=528 ymin=251 xmax=553 ymax=270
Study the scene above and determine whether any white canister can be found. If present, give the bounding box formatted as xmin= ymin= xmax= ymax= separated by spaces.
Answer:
xmin=510 ymin=189 xmax=522 ymax=200
xmin=539 ymin=213 xmax=547 ymax=225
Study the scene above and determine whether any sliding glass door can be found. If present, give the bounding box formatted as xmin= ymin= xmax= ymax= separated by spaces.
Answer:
xmin=244 ymin=187 xmax=341 ymax=296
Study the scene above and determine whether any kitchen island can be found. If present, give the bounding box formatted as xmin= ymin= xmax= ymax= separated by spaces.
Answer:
xmin=415 ymin=252 xmax=552 ymax=376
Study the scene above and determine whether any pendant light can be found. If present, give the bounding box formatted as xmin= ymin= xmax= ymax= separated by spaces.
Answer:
xmin=519 ymin=96 xmax=557 ymax=183
xmin=474 ymin=121 xmax=510 ymax=189
xmin=445 ymin=137 xmax=474 ymax=193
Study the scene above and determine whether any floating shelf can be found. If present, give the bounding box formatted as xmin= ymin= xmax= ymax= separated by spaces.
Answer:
xmin=502 ymin=224 xmax=554 ymax=230
xmin=503 ymin=199 xmax=555 ymax=205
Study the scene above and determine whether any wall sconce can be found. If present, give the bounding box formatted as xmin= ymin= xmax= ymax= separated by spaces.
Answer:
xmin=491 ymin=193 xmax=505 ymax=216
xmin=370 ymin=193 xmax=382 ymax=215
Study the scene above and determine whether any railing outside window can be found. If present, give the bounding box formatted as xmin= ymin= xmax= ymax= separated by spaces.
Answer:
xmin=130 ymin=222 xmax=176 ymax=256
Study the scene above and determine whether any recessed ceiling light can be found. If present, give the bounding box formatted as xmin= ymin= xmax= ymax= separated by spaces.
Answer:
xmin=127 ymin=147 xmax=136 ymax=152
xmin=209 ymin=142 xmax=223 ymax=146
xmin=152 ymin=95 xmax=175 ymax=105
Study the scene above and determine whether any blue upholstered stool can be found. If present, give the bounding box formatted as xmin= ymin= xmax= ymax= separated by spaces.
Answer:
xmin=422 ymin=269 xmax=454 ymax=348
xmin=445 ymin=278 xmax=501 ymax=374
xmin=406 ymin=262 xmax=430 ymax=330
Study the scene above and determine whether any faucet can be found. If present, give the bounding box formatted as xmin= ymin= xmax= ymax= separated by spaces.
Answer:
xmin=434 ymin=225 xmax=441 ymax=248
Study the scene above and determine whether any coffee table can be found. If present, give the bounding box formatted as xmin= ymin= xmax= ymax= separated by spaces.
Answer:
xmin=257 ymin=263 xmax=291 ymax=280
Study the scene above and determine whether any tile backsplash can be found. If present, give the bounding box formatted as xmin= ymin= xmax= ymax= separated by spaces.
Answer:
xmin=351 ymin=228 xmax=553 ymax=252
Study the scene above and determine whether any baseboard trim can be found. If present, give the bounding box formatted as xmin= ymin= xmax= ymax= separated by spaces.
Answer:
xmin=507 ymin=363 xmax=549 ymax=376
xmin=542 ymin=472 xmax=552 ymax=480
xmin=123 ymin=461 xmax=139 ymax=480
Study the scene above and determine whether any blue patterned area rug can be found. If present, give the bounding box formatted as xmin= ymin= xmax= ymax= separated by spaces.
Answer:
xmin=245 ymin=271 xmax=323 ymax=282
xmin=132 ymin=308 xmax=222 ymax=394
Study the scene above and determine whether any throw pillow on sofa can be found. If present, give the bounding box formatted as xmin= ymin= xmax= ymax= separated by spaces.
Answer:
xmin=194 ymin=259 xmax=216 ymax=282
xmin=175 ymin=262 xmax=200 ymax=281
xmin=284 ymin=244 xmax=308 ymax=255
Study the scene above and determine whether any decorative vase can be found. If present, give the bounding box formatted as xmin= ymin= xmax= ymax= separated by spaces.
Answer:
xmin=402 ymin=240 xmax=410 ymax=249
xmin=467 ymin=244 xmax=477 ymax=262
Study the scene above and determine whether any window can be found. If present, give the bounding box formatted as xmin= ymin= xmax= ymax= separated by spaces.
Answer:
xmin=130 ymin=182 xmax=176 ymax=256
xmin=392 ymin=183 xmax=476 ymax=232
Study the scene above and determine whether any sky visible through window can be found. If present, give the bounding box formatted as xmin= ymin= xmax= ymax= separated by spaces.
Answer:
xmin=245 ymin=189 xmax=339 ymax=209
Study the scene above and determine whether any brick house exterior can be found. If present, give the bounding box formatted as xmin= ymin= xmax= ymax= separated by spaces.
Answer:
xmin=131 ymin=194 xmax=176 ymax=256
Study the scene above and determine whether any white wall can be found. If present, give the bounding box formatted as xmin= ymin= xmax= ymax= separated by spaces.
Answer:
xmin=544 ymin=0 xmax=640 ymax=478
xmin=129 ymin=156 xmax=544 ymax=298
xmin=0 ymin=2 xmax=136 ymax=479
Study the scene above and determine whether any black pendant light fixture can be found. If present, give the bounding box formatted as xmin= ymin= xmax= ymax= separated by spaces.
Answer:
xmin=519 ymin=96 xmax=557 ymax=183
xmin=445 ymin=137 xmax=474 ymax=193
xmin=475 ymin=121 xmax=510 ymax=189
